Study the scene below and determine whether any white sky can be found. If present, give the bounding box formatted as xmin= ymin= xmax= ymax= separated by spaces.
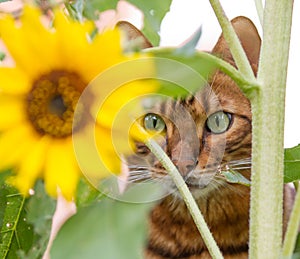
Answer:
xmin=160 ymin=0 xmax=300 ymax=148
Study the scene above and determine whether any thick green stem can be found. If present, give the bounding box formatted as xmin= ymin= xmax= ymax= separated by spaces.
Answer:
xmin=282 ymin=186 xmax=300 ymax=258
xmin=249 ymin=0 xmax=294 ymax=258
xmin=209 ymin=0 xmax=256 ymax=81
xmin=145 ymin=139 xmax=223 ymax=259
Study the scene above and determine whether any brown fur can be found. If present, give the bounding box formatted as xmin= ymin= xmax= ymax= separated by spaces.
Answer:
xmin=123 ymin=17 xmax=294 ymax=258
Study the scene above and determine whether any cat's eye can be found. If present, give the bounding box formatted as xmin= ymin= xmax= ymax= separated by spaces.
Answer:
xmin=206 ymin=111 xmax=231 ymax=134
xmin=143 ymin=113 xmax=166 ymax=133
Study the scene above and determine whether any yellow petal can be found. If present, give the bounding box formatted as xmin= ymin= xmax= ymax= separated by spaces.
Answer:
xmin=84 ymin=28 xmax=124 ymax=80
xmin=95 ymin=126 xmax=121 ymax=174
xmin=0 ymin=68 xmax=31 ymax=95
xmin=53 ymin=10 xmax=93 ymax=80
xmin=96 ymin=80 xmax=157 ymax=128
xmin=0 ymin=7 xmax=58 ymax=77
xmin=0 ymin=123 xmax=38 ymax=170
xmin=8 ymin=136 xmax=50 ymax=195
xmin=20 ymin=6 xmax=60 ymax=73
xmin=129 ymin=121 xmax=152 ymax=142
xmin=44 ymin=139 xmax=79 ymax=200
xmin=0 ymin=95 xmax=26 ymax=130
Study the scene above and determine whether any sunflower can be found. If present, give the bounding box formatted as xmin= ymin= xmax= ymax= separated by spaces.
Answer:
xmin=0 ymin=6 xmax=156 ymax=200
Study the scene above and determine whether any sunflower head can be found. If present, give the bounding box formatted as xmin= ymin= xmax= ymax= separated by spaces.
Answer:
xmin=0 ymin=6 xmax=157 ymax=199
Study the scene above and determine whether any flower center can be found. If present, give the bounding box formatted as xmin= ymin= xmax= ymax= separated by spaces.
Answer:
xmin=27 ymin=70 xmax=86 ymax=138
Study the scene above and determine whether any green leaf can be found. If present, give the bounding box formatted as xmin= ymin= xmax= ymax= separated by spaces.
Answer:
xmin=175 ymin=26 xmax=203 ymax=56
xmin=220 ymin=170 xmax=251 ymax=187
xmin=284 ymin=144 xmax=300 ymax=183
xmin=148 ymin=48 xmax=215 ymax=97
xmin=0 ymin=52 xmax=5 ymax=61
xmin=51 ymin=184 xmax=161 ymax=259
xmin=83 ymin=0 xmax=119 ymax=20
xmin=126 ymin=0 xmax=172 ymax=46
xmin=0 ymin=184 xmax=33 ymax=259
xmin=65 ymin=0 xmax=85 ymax=21
xmin=19 ymin=181 xmax=56 ymax=259
xmin=0 ymin=0 xmax=11 ymax=3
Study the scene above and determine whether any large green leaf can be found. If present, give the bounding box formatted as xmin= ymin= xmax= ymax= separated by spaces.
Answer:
xmin=284 ymin=144 xmax=300 ymax=183
xmin=51 ymin=183 xmax=161 ymax=259
xmin=127 ymin=0 xmax=172 ymax=46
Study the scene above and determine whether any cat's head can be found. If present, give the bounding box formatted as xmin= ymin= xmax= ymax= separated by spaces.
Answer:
xmin=122 ymin=17 xmax=261 ymax=198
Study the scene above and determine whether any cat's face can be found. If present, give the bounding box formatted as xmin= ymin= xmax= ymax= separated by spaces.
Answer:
xmin=122 ymin=17 xmax=260 ymax=198
xmin=127 ymin=72 xmax=252 ymax=198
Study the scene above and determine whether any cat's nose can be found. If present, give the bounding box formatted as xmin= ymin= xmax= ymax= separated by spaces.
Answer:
xmin=173 ymin=159 xmax=197 ymax=177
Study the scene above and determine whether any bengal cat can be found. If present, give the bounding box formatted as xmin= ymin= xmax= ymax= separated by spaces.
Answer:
xmin=119 ymin=17 xmax=294 ymax=259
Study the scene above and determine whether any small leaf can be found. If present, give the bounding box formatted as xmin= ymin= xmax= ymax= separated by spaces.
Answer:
xmin=220 ymin=170 xmax=251 ymax=187
xmin=0 ymin=52 xmax=5 ymax=61
xmin=0 ymin=0 xmax=11 ymax=3
xmin=65 ymin=0 xmax=85 ymax=21
xmin=126 ymin=0 xmax=172 ymax=46
xmin=83 ymin=0 xmax=119 ymax=20
xmin=284 ymin=144 xmax=300 ymax=183
xmin=51 ymin=183 xmax=161 ymax=259
xmin=148 ymin=48 xmax=215 ymax=97
xmin=292 ymin=233 xmax=300 ymax=259
xmin=175 ymin=26 xmax=203 ymax=56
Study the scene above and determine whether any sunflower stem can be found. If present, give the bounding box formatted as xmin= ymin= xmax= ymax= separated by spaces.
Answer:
xmin=282 ymin=186 xmax=300 ymax=258
xmin=209 ymin=0 xmax=256 ymax=82
xmin=145 ymin=139 xmax=223 ymax=259
xmin=249 ymin=0 xmax=294 ymax=258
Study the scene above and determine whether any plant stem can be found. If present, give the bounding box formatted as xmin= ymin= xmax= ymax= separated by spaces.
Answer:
xmin=254 ymin=0 xmax=264 ymax=26
xmin=145 ymin=139 xmax=223 ymax=259
xmin=249 ymin=0 xmax=294 ymax=258
xmin=209 ymin=0 xmax=256 ymax=81
xmin=199 ymin=52 xmax=260 ymax=93
xmin=282 ymin=187 xmax=300 ymax=258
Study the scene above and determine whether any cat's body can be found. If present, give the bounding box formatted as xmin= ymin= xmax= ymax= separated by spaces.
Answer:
xmin=121 ymin=17 xmax=294 ymax=258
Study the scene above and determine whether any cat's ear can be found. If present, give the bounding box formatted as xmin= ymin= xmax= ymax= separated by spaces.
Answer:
xmin=116 ymin=21 xmax=152 ymax=49
xmin=212 ymin=16 xmax=261 ymax=69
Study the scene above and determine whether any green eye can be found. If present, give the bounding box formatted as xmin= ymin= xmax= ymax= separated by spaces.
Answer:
xmin=206 ymin=111 xmax=231 ymax=134
xmin=143 ymin=113 xmax=165 ymax=133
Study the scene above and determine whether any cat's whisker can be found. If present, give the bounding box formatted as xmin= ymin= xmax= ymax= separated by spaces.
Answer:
xmin=225 ymin=158 xmax=252 ymax=166
xmin=126 ymin=165 xmax=149 ymax=169
xmin=229 ymin=166 xmax=252 ymax=170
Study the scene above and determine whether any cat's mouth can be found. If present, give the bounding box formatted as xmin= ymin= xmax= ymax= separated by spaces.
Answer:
xmin=184 ymin=174 xmax=216 ymax=190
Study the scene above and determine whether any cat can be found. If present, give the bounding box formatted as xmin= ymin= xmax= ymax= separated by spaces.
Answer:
xmin=118 ymin=17 xmax=295 ymax=259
